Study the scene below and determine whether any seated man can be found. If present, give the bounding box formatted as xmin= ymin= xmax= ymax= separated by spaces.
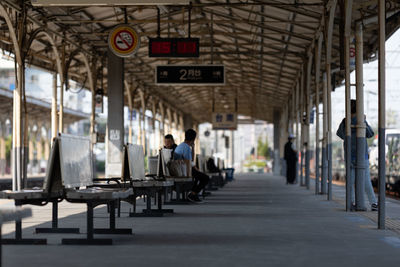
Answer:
xmin=174 ymin=129 xmax=209 ymax=202
xmin=164 ymin=134 xmax=177 ymax=159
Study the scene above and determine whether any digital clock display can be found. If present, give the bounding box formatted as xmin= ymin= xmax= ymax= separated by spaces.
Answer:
xmin=149 ymin=38 xmax=199 ymax=58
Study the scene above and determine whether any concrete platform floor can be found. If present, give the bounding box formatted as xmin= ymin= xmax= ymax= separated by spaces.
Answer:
xmin=1 ymin=173 xmax=400 ymax=267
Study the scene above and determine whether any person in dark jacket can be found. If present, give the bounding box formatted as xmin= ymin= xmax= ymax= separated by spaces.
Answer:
xmin=284 ymin=134 xmax=297 ymax=184
xmin=336 ymin=99 xmax=377 ymax=211
xmin=164 ymin=134 xmax=177 ymax=159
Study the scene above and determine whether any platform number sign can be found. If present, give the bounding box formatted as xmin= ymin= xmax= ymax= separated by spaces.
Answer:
xmin=108 ymin=25 xmax=140 ymax=58
xmin=156 ymin=65 xmax=225 ymax=85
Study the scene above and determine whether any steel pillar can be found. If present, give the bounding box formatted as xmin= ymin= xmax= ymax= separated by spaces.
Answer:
xmin=327 ymin=66 xmax=333 ymax=200
xmin=159 ymin=102 xmax=165 ymax=147
xmin=305 ymin=54 xmax=313 ymax=190
xmin=152 ymin=101 xmax=157 ymax=154
xmin=12 ymin=64 xmax=23 ymax=191
xmin=273 ymin=110 xmax=281 ymax=175
xmin=315 ymin=33 xmax=323 ymax=194
xmin=105 ymin=50 xmax=124 ymax=178
xmin=321 ymin=73 xmax=328 ymax=194
xmin=295 ymin=83 xmax=300 ymax=183
xmin=139 ymin=90 xmax=146 ymax=154
xmin=355 ymin=23 xmax=366 ymax=210
xmin=344 ymin=0 xmax=353 ymax=211
xmin=378 ymin=0 xmax=386 ymax=228
xmin=325 ymin=1 xmax=337 ymax=200
xmin=125 ymin=81 xmax=134 ymax=144
xmin=51 ymin=73 xmax=58 ymax=140
xmin=300 ymin=72 xmax=305 ymax=186
xmin=0 ymin=121 xmax=6 ymax=176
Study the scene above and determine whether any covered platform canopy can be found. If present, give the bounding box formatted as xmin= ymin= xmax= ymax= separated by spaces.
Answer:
xmin=0 ymin=0 xmax=399 ymax=123
xmin=1 ymin=0 xmax=400 ymax=228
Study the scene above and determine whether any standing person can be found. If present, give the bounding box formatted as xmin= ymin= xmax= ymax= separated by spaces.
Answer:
xmin=174 ymin=129 xmax=209 ymax=202
xmin=284 ymin=134 xmax=297 ymax=184
xmin=164 ymin=134 xmax=177 ymax=159
xmin=336 ymin=99 xmax=378 ymax=211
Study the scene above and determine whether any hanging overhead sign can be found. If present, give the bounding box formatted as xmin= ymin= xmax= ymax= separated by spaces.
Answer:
xmin=108 ymin=25 xmax=140 ymax=58
xmin=212 ymin=112 xmax=237 ymax=130
xmin=149 ymin=38 xmax=199 ymax=58
xmin=155 ymin=65 xmax=225 ymax=85
xmin=32 ymin=0 xmax=190 ymax=6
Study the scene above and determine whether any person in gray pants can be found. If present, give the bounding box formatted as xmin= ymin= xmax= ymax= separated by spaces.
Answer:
xmin=336 ymin=100 xmax=378 ymax=211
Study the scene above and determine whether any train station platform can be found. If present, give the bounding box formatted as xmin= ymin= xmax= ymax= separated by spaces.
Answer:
xmin=1 ymin=173 xmax=400 ymax=267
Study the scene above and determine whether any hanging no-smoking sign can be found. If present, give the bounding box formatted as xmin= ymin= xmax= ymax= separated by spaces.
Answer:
xmin=108 ymin=25 xmax=140 ymax=57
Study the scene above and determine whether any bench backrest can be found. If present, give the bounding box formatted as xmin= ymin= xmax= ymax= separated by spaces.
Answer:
xmin=148 ymin=156 xmax=158 ymax=175
xmin=59 ymin=134 xmax=93 ymax=188
xmin=159 ymin=148 xmax=173 ymax=177
xmin=43 ymin=134 xmax=93 ymax=192
xmin=123 ymin=144 xmax=145 ymax=180
xmin=217 ymin=158 xmax=225 ymax=169
xmin=204 ymin=156 xmax=212 ymax=173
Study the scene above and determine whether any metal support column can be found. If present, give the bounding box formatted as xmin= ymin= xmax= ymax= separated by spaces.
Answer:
xmin=355 ymin=23 xmax=366 ymax=210
xmin=295 ymin=83 xmax=300 ymax=183
xmin=140 ymin=91 xmax=146 ymax=154
xmin=159 ymin=102 xmax=165 ymax=148
xmin=300 ymin=73 xmax=304 ymax=186
xmin=378 ymin=0 xmax=386 ymax=228
xmin=12 ymin=64 xmax=23 ymax=191
xmin=321 ymin=73 xmax=328 ymax=194
xmin=105 ymin=50 xmax=124 ymax=178
xmin=152 ymin=101 xmax=157 ymax=154
xmin=125 ymin=82 xmax=133 ymax=144
xmin=325 ymin=1 xmax=337 ymax=200
xmin=51 ymin=73 xmax=58 ymax=140
xmin=273 ymin=110 xmax=281 ymax=175
xmin=305 ymin=54 xmax=313 ymax=190
xmin=344 ymin=0 xmax=353 ymax=211
xmin=0 ymin=120 xmax=6 ymax=176
xmin=327 ymin=65 xmax=333 ymax=201
xmin=315 ymin=34 xmax=322 ymax=194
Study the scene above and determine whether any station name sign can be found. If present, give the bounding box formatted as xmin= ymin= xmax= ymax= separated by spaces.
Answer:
xmin=212 ymin=112 xmax=237 ymax=130
xmin=155 ymin=65 xmax=225 ymax=85
xmin=149 ymin=38 xmax=199 ymax=58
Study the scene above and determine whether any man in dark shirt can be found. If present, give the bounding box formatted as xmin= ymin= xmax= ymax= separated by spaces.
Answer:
xmin=284 ymin=134 xmax=297 ymax=184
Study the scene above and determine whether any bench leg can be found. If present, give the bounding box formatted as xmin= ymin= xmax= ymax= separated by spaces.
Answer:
xmin=94 ymin=201 xmax=132 ymax=235
xmin=1 ymin=202 xmax=46 ymax=245
xmin=62 ymin=202 xmax=112 ymax=245
xmin=36 ymin=200 xmax=80 ymax=234
xmin=164 ymin=184 xmax=191 ymax=205
xmin=142 ymin=189 xmax=174 ymax=214
xmin=130 ymin=191 xmax=163 ymax=217
xmin=1 ymin=219 xmax=47 ymax=245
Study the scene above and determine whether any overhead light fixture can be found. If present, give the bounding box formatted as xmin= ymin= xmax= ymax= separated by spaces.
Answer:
xmin=31 ymin=0 xmax=190 ymax=6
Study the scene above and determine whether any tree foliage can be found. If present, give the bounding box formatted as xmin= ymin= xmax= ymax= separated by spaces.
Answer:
xmin=257 ymin=136 xmax=270 ymax=160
